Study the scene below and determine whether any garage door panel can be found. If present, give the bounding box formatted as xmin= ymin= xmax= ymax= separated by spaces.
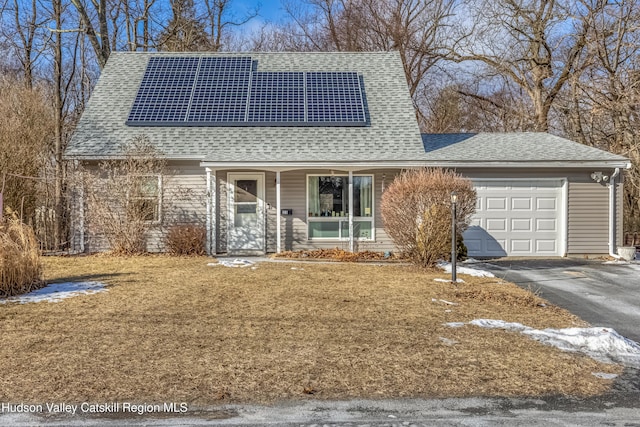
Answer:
xmin=486 ymin=218 xmax=507 ymax=231
xmin=511 ymin=240 xmax=531 ymax=253
xmin=465 ymin=239 xmax=482 ymax=253
xmin=487 ymin=239 xmax=506 ymax=253
xmin=536 ymin=218 xmax=557 ymax=232
xmin=465 ymin=180 xmax=563 ymax=257
xmin=486 ymin=198 xmax=507 ymax=210
xmin=511 ymin=218 xmax=532 ymax=231
xmin=511 ymin=198 xmax=532 ymax=210
xmin=536 ymin=240 xmax=557 ymax=252
xmin=537 ymin=198 xmax=557 ymax=210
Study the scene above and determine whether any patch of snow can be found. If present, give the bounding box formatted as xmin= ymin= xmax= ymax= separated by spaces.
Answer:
xmin=433 ymin=278 xmax=465 ymax=283
xmin=208 ymin=259 xmax=255 ymax=268
xmin=431 ymin=298 xmax=459 ymax=306
xmin=465 ymin=319 xmax=640 ymax=368
xmin=0 ymin=282 xmax=107 ymax=304
xmin=592 ymin=372 xmax=618 ymax=380
xmin=444 ymin=322 xmax=466 ymax=328
xmin=470 ymin=319 xmax=530 ymax=332
xmin=604 ymin=260 xmax=629 ymax=265
xmin=462 ymin=258 xmax=482 ymax=264
xmin=437 ymin=261 xmax=495 ymax=278
xmin=439 ymin=337 xmax=459 ymax=346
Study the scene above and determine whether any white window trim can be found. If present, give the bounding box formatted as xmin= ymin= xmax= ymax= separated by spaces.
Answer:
xmin=305 ymin=173 xmax=375 ymax=241
xmin=128 ymin=174 xmax=162 ymax=224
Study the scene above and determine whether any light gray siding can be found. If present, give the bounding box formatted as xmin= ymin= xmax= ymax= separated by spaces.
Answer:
xmin=73 ymin=163 xmax=622 ymax=256
xmin=74 ymin=161 xmax=208 ymax=253
xmin=567 ymin=180 xmax=609 ymax=254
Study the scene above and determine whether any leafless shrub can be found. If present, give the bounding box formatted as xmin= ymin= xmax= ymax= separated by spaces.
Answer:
xmin=0 ymin=77 xmax=54 ymax=224
xmin=79 ymin=136 xmax=166 ymax=255
xmin=381 ymin=168 xmax=476 ymax=267
xmin=165 ymin=224 xmax=206 ymax=255
xmin=0 ymin=211 xmax=44 ymax=297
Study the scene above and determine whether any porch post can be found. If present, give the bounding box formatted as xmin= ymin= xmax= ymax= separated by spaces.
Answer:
xmin=348 ymin=171 xmax=354 ymax=252
xmin=276 ymin=170 xmax=281 ymax=253
xmin=211 ymin=169 xmax=217 ymax=255
xmin=205 ymin=168 xmax=212 ymax=256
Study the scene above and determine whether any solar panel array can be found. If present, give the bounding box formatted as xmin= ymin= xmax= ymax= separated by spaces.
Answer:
xmin=126 ymin=56 xmax=367 ymax=126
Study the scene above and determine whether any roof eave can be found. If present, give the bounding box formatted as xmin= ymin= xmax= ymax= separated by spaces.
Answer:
xmin=199 ymin=159 xmax=632 ymax=170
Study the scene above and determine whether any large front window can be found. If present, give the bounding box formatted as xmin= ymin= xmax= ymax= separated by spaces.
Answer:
xmin=307 ymin=175 xmax=373 ymax=240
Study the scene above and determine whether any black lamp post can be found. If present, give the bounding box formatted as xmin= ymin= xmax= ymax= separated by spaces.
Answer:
xmin=451 ymin=191 xmax=458 ymax=283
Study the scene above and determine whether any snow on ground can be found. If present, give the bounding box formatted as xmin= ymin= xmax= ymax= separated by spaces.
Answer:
xmin=208 ymin=259 xmax=256 ymax=268
xmin=0 ymin=282 xmax=107 ymax=304
xmin=433 ymin=278 xmax=465 ymax=283
xmin=437 ymin=261 xmax=495 ymax=278
xmin=446 ymin=319 xmax=640 ymax=368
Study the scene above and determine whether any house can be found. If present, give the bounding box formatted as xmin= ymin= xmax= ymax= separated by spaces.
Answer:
xmin=65 ymin=51 xmax=631 ymax=258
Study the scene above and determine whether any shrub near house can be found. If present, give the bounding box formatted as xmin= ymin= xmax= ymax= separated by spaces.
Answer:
xmin=381 ymin=168 xmax=476 ymax=267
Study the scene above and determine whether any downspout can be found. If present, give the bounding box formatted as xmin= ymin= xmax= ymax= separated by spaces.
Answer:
xmin=608 ymin=168 xmax=621 ymax=259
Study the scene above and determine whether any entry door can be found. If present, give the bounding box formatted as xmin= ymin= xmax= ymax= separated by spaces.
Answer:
xmin=228 ymin=173 xmax=265 ymax=254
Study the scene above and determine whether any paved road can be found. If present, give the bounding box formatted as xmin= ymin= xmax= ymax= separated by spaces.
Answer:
xmin=478 ymin=258 xmax=640 ymax=343
xmin=3 ymin=397 xmax=640 ymax=426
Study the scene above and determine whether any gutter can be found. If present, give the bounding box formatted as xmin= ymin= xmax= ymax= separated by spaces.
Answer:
xmin=609 ymin=168 xmax=621 ymax=259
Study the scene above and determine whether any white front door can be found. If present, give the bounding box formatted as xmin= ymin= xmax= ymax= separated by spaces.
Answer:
xmin=227 ymin=173 xmax=265 ymax=255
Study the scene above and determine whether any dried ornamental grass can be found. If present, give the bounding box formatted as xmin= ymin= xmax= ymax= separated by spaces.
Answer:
xmin=0 ymin=218 xmax=44 ymax=297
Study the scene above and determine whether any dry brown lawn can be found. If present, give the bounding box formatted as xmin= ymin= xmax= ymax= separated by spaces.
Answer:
xmin=0 ymin=256 xmax=621 ymax=404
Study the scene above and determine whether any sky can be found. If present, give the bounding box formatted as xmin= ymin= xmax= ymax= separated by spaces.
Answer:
xmin=239 ymin=0 xmax=287 ymax=22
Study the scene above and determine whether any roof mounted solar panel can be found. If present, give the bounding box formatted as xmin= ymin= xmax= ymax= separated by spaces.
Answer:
xmin=126 ymin=56 xmax=368 ymax=127
xmin=127 ymin=57 xmax=200 ymax=124
xmin=187 ymin=57 xmax=253 ymax=123
xmin=306 ymin=72 xmax=366 ymax=125
xmin=248 ymin=72 xmax=305 ymax=123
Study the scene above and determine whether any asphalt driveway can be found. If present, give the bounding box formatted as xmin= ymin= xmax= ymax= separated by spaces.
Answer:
xmin=478 ymin=258 xmax=640 ymax=343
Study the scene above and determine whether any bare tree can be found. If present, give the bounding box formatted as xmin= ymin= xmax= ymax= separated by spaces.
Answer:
xmin=557 ymin=0 xmax=640 ymax=231
xmin=69 ymin=0 xmax=111 ymax=68
xmin=448 ymin=0 xmax=598 ymax=132
xmin=0 ymin=0 xmax=50 ymax=88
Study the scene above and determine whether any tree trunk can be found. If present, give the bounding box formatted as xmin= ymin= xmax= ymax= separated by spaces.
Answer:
xmin=53 ymin=0 xmax=64 ymax=250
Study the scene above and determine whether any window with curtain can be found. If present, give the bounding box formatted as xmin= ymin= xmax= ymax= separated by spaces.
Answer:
xmin=307 ymin=175 xmax=373 ymax=240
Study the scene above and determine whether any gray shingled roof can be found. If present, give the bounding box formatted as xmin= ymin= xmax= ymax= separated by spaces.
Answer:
xmin=65 ymin=51 xmax=629 ymax=167
xmin=421 ymin=133 xmax=629 ymax=163
xmin=65 ymin=51 xmax=424 ymax=162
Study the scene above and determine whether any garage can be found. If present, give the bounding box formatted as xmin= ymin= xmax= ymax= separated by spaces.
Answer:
xmin=463 ymin=179 xmax=566 ymax=257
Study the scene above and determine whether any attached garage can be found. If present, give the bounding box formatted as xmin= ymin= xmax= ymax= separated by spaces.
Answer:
xmin=464 ymin=179 xmax=566 ymax=257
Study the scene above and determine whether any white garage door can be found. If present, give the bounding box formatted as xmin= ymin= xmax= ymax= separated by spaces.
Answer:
xmin=463 ymin=180 xmax=565 ymax=257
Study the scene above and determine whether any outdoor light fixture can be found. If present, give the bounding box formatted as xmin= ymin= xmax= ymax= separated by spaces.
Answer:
xmin=590 ymin=171 xmax=609 ymax=183
xmin=451 ymin=191 xmax=458 ymax=283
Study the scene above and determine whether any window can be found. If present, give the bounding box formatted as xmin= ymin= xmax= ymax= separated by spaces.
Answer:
xmin=128 ymin=175 xmax=161 ymax=222
xmin=307 ymin=175 xmax=373 ymax=240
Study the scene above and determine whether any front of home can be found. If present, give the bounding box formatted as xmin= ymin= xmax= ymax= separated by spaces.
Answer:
xmin=65 ymin=51 xmax=631 ymax=258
